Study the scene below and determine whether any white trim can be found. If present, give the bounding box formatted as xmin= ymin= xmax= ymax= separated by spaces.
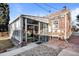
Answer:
xmin=51 ymin=35 xmax=59 ymax=37
xmin=20 ymin=17 xmax=23 ymax=43
xmin=64 ymin=13 xmax=67 ymax=39
xmin=48 ymin=25 xmax=52 ymax=32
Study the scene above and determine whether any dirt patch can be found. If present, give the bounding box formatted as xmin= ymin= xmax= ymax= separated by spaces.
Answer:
xmin=0 ymin=37 xmax=13 ymax=53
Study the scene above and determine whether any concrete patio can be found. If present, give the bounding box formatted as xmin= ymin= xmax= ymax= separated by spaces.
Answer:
xmin=0 ymin=41 xmax=79 ymax=56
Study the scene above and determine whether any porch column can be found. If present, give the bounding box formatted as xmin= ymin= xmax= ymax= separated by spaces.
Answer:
xmin=20 ymin=17 xmax=23 ymax=44
xmin=25 ymin=18 xmax=27 ymax=43
xmin=38 ymin=22 xmax=40 ymax=41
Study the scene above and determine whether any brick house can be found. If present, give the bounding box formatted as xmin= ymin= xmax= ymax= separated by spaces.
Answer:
xmin=9 ymin=8 xmax=72 ymax=46
xmin=47 ymin=8 xmax=72 ymax=40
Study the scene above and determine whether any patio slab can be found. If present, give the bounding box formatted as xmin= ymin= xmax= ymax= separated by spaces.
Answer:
xmin=16 ymin=44 xmax=62 ymax=56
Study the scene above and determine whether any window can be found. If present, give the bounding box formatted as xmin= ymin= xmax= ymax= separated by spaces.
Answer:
xmin=60 ymin=14 xmax=65 ymax=17
xmin=44 ymin=23 xmax=48 ymax=34
xmin=52 ymin=20 xmax=59 ymax=29
xmin=40 ymin=22 xmax=44 ymax=34
xmin=40 ymin=22 xmax=48 ymax=35
xmin=12 ymin=30 xmax=21 ymax=41
xmin=27 ymin=18 xmax=38 ymax=25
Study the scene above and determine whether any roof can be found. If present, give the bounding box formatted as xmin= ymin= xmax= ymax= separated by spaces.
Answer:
xmin=46 ymin=9 xmax=70 ymax=19
xmin=9 ymin=14 xmax=49 ymax=25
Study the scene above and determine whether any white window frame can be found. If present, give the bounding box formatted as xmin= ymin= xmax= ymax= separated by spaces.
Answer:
xmin=52 ymin=19 xmax=59 ymax=29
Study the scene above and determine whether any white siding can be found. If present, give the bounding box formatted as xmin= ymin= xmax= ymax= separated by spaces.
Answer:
xmin=15 ymin=19 xmax=21 ymax=30
xmin=10 ymin=18 xmax=22 ymax=42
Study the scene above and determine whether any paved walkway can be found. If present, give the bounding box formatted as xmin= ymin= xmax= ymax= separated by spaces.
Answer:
xmin=58 ymin=48 xmax=79 ymax=56
xmin=69 ymin=35 xmax=79 ymax=45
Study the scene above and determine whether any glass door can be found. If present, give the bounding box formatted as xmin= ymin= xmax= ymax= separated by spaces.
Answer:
xmin=27 ymin=18 xmax=39 ymax=43
xmin=33 ymin=25 xmax=39 ymax=42
xmin=27 ymin=25 xmax=33 ymax=43
xmin=27 ymin=25 xmax=39 ymax=43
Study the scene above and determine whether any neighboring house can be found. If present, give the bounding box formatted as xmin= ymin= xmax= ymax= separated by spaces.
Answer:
xmin=9 ymin=8 xmax=72 ymax=46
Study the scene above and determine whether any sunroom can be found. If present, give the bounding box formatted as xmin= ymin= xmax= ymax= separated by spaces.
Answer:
xmin=9 ymin=15 xmax=49 ymax=46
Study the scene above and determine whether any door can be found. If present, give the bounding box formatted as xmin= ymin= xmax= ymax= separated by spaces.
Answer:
xmin=33 ymin=25 xmax=39 ymax=42
xmin=27 ymin=24 xmax=39 ymax=43
xmin=27 ymin=25 xmax=33 ymax=43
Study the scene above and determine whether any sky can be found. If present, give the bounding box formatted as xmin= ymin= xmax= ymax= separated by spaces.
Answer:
xmin=9 ymin=3 xmax=79 ymax=25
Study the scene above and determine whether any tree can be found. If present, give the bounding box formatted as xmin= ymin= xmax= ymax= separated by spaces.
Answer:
xmin=76 ymin=15 xmax=79 ymax=26
xmin=0 ymin=3 xmax=10 ymax=32
xmin=76 ymin=15 xmax=79 ymax=22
